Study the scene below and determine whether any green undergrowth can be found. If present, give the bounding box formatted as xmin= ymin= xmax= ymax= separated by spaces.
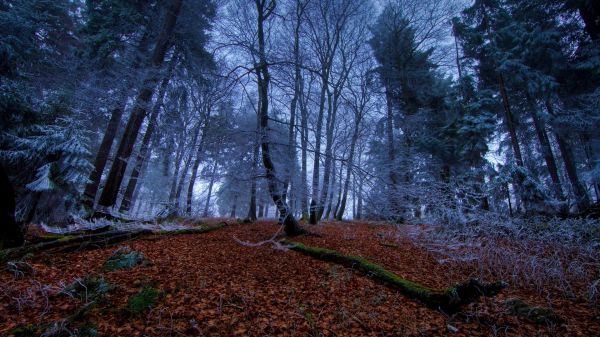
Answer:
xmin=282 ymin=240 xmax=506 ymax=311
xmin=102 ymin=246 xmax=149 ymax=271
xmin=125 ymin=285 xmax=160 ymax=317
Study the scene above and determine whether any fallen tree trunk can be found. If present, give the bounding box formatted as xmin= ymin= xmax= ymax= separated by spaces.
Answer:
xmin=1 ymin=229 xmax=151 ymax=262
xmin=1 ymin=223 xmax=228 ymax=263
xmin=283 ymin=240 xmax=506 ymax=312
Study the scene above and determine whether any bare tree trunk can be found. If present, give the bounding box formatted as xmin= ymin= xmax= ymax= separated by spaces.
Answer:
xmin=203 ymin=160 xmax=218 ymax=217
xmin=283 ymin=0 xmax=304 ymax=211
xmin=309 ymin=71 xmax=328 ymax=224
xmin=174 ymin=122 xmax=203 ymax=210
xmin=318 ymin=58 xmax=351 ymax=220
xmin=324 ymin=157 xmax=337 ymax=219
xmin=186 ymin=108 xmax=211 ymax=215
xmin=352 ymin=179 xmax=356 ymax=219
xmin=318 ymin=90 xmax=334 ymax=220
xmin=96 ymin=0 xmax=183 ymax=212
xmin=336 ymin=103 xmax=362 ymax=220
xmin=300 ymin=79 xmax=309 ymax=219
xmin=356 ymin=154 xmax=363 ymax=220
xmin=168 ymin=136 xmax=185 ymax=205
xmin=332 ymin=160 xmax=344 ymax=219
xmin=254 ymin=0 xmax=304 ymax=235
xmin=258 ymin=201 xmax=264 ymax=218
xmin=247 ymin=133 xmax=259 ymax=221
xmin=230 ymin=194 xmax=238 ymax=218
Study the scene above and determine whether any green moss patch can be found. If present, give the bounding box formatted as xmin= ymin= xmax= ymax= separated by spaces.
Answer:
xmin=283 ymin=240 xmax=506 ymax=311
xmin=126 ymin=285 xmax=160 ymax=317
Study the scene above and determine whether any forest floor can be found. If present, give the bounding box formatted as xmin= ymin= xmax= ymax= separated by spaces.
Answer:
xmin=1 ymin=219 xmax=598 ymax=337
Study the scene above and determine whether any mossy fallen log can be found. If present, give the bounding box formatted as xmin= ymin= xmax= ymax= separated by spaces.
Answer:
xmin=0 ymin=229 xmax=152 ymax=263
xmin=0 ymin=222 xmax=228 ymax=263
xmin=282 ymin=240 xmax=506 ymax=312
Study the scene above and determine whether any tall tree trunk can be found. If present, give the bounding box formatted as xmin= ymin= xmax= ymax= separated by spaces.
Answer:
xmin=230 ymin=194 xmax=238 ymax=218
xmin=119 ymin=62 xmax=174 ymax=213
xmin=129 ymin=152 xmax=151 ymax=216
xmin=168 ymin=135 xmax=185 ymax=205
xmin=300 ymin=79 xmax=309 ymax=219
xmin=499 ymin=75 xmax=524 ymax=167
xmin=309 ymin=69 xmax=329 ymax=224
xmin=318 ymin=91 xmax=335 ymax=220
xmin=203 ymin=160 xmax=218 ymax=217
xmin=352 ymin=179 xmax=356 ymax=220
xmin=324 ymin=158 xmax=337 ymax=219
xmin=258 ymin=201 xmax=264 ymax=218
xmin=186 ymin=108 xmax=211 ymax=215
xmin=545 ymin=100 xmax=590 ymax=211
xmin=83 ymin=32 xmax=151 ymax=210
xmin=580 ymin=134 xmax=600 ymax=201
xmin=332 ymin=160 xmax=344 ymax=219
xmin=356 ymin=185 xmax=363 ymax=220
xmin=318 ymin=60 xmax=351 ymax=220
xmin=498 ymin=74 xmax=526 ymax=212
xmin=385 ymin=89 xmax=398 ymax=213
xmin=174 ymin=123 xmax=203 ymax=209
xmin=283 ymin=1 xmax=303 ymax=211
xmin=247 ymin=133 xmax=259 ymax=221
xmin=83 ymin=101 xmax=125 ymax=210
xmin=255 ymin=0 xmax=304 ymax=235
xmin=0 ymin=163 xmax=23 ymax=249
xmin=336 ymin=108 xmax=361 ymax=220
xmin=96 ymin=0 xmax=183 ymax=212
xmin=527 ymin=98 xmax=564 ymax=203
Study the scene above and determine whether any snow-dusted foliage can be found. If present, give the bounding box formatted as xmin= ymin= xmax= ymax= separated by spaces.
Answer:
xmin=1 ymin=108 xmax=93 ymax=223
xmin=13 ymin=119 xmax=92 ymax=193
xmin=404 ymin=214 xmax=600 ymax=304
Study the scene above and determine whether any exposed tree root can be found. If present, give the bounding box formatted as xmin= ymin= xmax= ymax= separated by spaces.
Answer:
xmin=0 ymin=223 xmax=228 ymax=263
xmin=282 ymin=240 xmax=507 ymax=312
